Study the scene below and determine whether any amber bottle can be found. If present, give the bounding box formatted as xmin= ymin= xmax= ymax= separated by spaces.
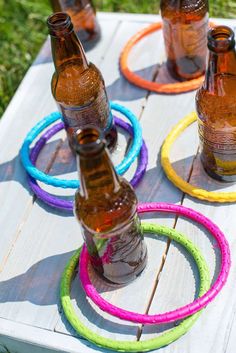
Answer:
xmin=196 ymin=26 xmax=236 ymax=182
xmin=160 ymin=0 xmax=209 ymax=81
xmin=50 ymin=0 xmax=101 ymax=50
xmin=47 ymin=13 xmax=117 ymax=153
xmin=74 ymin=127 xmax=147 ymax=284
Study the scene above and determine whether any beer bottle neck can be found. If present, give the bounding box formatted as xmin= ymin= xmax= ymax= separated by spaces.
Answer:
xmin=204 ymin=26 xmax=236 ymax=91
xmin=74 ymin=127 xmax=121 ymax=199
xmin=47 ymin=12 xmax=89 ymax=71
xmin=78 ymin=150 xmax=121 ymax=199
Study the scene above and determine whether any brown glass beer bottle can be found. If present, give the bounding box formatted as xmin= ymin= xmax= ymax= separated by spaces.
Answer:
xmin=50 ymin=0 xmax=101 ymax=50
xmin=160 ymin=0 xmax=209 ymax=81
xmin=47 ymin=13 xmax=117 ymax=153
xmin=74 ymin=127 xmax=147 ymax=284
xmin=196 ymin=26 xmax=236 ymax=182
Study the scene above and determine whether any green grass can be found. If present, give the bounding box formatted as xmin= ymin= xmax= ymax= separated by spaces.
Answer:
xmin=0 ymin=0 xmax=236 ymax=117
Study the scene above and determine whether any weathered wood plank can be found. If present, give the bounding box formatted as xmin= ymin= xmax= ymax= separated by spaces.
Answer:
xmin=0 ymin=62 xmax=56 ymax=272
xmin=0 ymin=316 xmax=115 ymax=353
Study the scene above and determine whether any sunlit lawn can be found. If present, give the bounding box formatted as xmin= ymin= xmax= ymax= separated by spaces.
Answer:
xmin=0 ymin=0 xmax=236 ymax=116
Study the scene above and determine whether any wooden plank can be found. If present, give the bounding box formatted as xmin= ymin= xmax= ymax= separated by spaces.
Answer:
xmin=0 ymin=316 xmax=115 ymax=353
xmin=0 ymin=62 xmax=57 ymax=272
xmin=140 ymin=18 xmax=236 ymax=351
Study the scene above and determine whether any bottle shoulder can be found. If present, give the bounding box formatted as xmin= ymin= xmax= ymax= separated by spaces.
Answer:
xmin=196 ymin=76 xmax=236 ymax=126
xmin=161 ymin=0 xmax=209 ymax=21
xmin=51 ymin=62 xmax=105 ymax=105
xmin=75 ymin=179 xmax=138 ymax=233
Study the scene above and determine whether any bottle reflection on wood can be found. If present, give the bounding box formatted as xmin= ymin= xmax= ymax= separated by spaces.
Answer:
xmin=74 ymin=127 xmax=147 ymax=285
xmin=160 ymin=0 xmax=209 ymax=81
xmin=50 ymin=0 xmax=101 ymax=50
xmin=47 ymin=13 xmax=117 ymax=153
xmin=196 ymin=25 xmax=236 ymax=182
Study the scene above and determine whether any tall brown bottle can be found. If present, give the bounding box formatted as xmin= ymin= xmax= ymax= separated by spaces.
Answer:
xmin=196 ymin=25 xmax=236 ymax=182
xmin=160 ymin=0 xmax=209 ymax=81
xmin=47 ymin=13 xmax=117 ymax=153
xmin=74 ymin=127 xmax=147 ymax=284
xmin=50 ymin=0 xmax=101 ymax=49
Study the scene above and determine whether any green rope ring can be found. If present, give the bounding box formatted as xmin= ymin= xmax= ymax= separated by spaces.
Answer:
xmin=60 ymin=222 xmax=211 ymax=352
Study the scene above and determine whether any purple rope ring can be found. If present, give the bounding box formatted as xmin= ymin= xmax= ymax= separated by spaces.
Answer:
xmin=79 ymin=202 xmax=231 ymax=325
xmin=28 ymin=117 xmax=148 ymax=212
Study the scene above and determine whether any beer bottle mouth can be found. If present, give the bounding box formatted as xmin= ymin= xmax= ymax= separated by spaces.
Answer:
xmin=47 ymin=12 xmax=73 ymax=36
xmin=74 ymin=126 xmax=106 ymax=155
xmin=208 ymin=25 xmax=235 ymax=52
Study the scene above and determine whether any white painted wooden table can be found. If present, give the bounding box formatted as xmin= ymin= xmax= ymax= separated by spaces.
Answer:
xmin=0 ymin=12 xmax=236 ymax=353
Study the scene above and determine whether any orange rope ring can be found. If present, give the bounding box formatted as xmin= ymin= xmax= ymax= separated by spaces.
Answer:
xmin=120 ymin=21 xmax=215 ymax=94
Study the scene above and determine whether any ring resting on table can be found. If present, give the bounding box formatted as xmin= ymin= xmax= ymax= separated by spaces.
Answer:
xmin=28 ymin=117 xmax=148 ymax=211
xmin=79 ymin=202 xmax=230 ymax=324
xmin=120 ymin=21 xmax=215 ymax=94
xmin=161 ymin=112 xmax=236 ymax=203
xmin=20 ymin=101 xmax=143 ymax=189
xmin=61 ymin=221 xmax=211 ymax=352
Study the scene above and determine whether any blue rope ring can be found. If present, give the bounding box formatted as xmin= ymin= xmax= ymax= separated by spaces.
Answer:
xmin=20 ymin=102 xmax=143 ymax=189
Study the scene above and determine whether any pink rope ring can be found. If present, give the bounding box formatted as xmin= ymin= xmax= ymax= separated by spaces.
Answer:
xmin=79 ymin=202 xmax=230 ymax=325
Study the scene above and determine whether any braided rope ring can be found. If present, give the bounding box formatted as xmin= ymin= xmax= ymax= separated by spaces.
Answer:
xmin=161 ymin=112 xmax=236 ymax=202
xmin=79 ymin=202 xmax=230 ymax=324
xmin=28 ymin=117 xmax=148 ymax=211
xmin=20 ymin=102 xmax=143 ymax=189
xmin=61 ymin=222 xmax=210 ymax=352
xmin=120 ymin=21 xmax=215 ymax=94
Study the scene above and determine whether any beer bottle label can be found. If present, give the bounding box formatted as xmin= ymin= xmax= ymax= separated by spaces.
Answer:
xmin=59 ymin=89 xmax=111 ymax=134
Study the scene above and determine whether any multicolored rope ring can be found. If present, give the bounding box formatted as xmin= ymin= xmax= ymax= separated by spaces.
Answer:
xmin=28 ymin=117 xmax=148 ymax=211
xmin=120 ymin=21 xmax=215 ymax=94
xmin=61 ymin=222 xmax=211 ymax=352
xmin=20 ymin=102 xmax=143 ymax=189
xmin=79 ymin=202 xmax=230 ymax=324
xmin=161 ymin=112 xmax=236 ymax=202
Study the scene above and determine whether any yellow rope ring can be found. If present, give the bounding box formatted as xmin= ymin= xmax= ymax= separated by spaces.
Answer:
xmin=120 ymin=21 xmax=215 ymax=94
xmin=161 ymin=112 xmax=236 ymax=203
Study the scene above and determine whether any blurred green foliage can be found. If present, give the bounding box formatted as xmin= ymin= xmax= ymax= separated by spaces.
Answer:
xmin=0 ymin=0 xmax=236 ymax=117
